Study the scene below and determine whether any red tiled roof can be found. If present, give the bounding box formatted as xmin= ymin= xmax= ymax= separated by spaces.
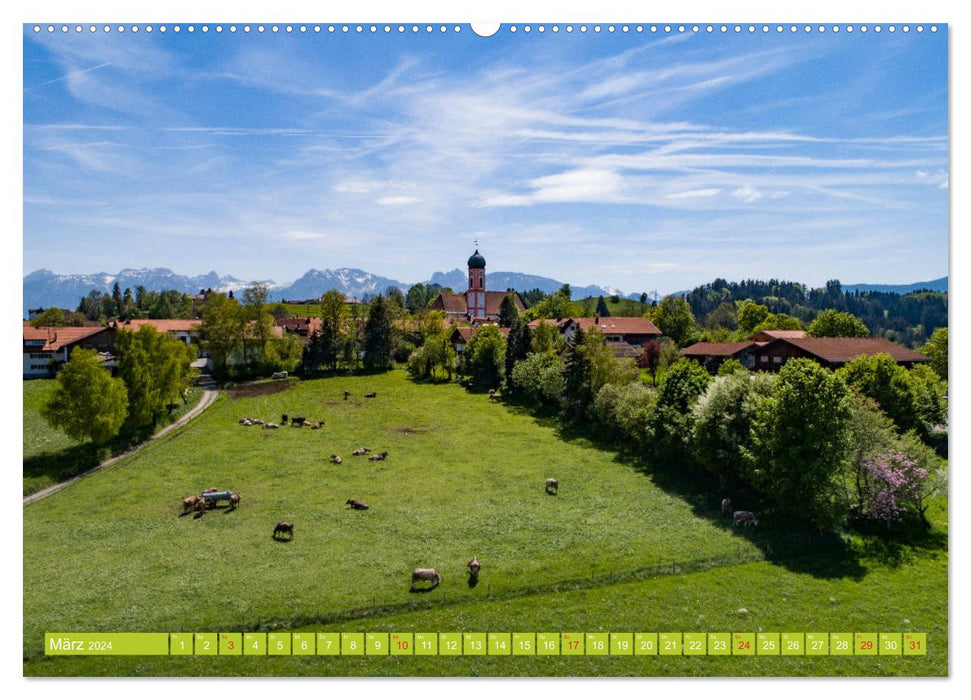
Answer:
xmin=572 ymin=317 xmax=661 ymax=336
xmin=682 ymin=342 xmax=757 ymax=357
xmin=23 ymin=325 xmax=109 ymax=352
xmin=749 ymin=329 xmax=807 ymax=341
xmin=275 ymin=317 xmax=323 ymax=336
xmin=116 ymin=319 xmax=201 ymax=333
xmin=432 ymin=292 xmax=526 ymax=316
xmin=773 ymin=337 xmax=930 ymax=363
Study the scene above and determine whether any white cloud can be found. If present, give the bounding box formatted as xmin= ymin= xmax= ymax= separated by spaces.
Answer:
xmin=732 ymin=186 xmax=764 ymax=203
xmin=665 ymin=188 xmax=721 ymax=200
xmin=375 ymin=196 xmax=419 ymax=206
xmin=916 ymin=169 xmax=949 ymax=189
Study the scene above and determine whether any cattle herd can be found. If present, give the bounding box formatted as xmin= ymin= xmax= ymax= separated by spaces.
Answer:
xmin=184 ymin=387 xmax=760 ymax=591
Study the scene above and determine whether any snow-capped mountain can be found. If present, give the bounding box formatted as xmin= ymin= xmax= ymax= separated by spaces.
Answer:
xmin=274 ymin=268 xmax=409 ymax=301
xmin=23 ymin=268 xmax=258 ymax=314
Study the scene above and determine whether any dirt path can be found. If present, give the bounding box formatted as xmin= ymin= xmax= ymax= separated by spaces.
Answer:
xmin=23 ymin=389 xmax=220 ymax=506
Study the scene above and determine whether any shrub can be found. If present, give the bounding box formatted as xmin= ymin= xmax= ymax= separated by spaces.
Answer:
xmin=511 ymin=353 xmax=566 ymax=407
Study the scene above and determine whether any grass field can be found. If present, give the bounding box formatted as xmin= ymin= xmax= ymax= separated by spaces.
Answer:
xmin=22 ymin=371 xmax=947 ymax=676
xmin=23 ymin=380 xmax=204 ymax=496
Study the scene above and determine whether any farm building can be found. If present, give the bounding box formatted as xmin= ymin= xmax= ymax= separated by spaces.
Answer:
xmin=528 ymin=316 xmax=661 ymax=359
xmin=429 ymin=248 xmax=526 ymax=323
xmin=751 ymin=336 xmax=930 ymax=371
xmin=23 ymin=325 xmax=115 ymax=378
xmin=680 ymin=341 xmax=761 ymax=373
xmin=274 ymin=317 xmax=323 ymax=342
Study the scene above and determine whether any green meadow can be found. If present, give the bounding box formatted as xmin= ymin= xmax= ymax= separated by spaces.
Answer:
xmin=23 ymin=371 xmax=947 ymax=676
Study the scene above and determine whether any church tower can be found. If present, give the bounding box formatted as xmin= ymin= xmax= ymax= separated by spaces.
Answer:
xmin=466 ymin=248 xmax=486 ymax=320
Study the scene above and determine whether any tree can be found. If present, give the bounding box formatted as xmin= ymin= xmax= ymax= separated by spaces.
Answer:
xmin=692 ymin=372 xmax=776 ymax=485
xmin=116 ymin=326 xmax=194 ymax=428
xmin=746 ymin=359 xmax=852 ymax=525
xmin=499 ymin=292 xmax=521 ymax=327
xmin=561 ymin=326 xmax=592 ymax=419
xmin=716 ymin=357 xmax=747 ymax=376
xmin=596 ymin=296 xmax=611 ymax=318
xmin=199 ymin=293 xmax=242 ymax=380
xmin=363 ymin=295 xmax=394 ymax=371
xmin=111 ymin=282 xmax=124 ymax=319
xmin=30 ymin=308 xmax=67 ymax=327
xmin=808 ymin=309 xmax=870 ymax=338
xmin=41 ymin=348 xmax=128 ymax=444
xmin=407 ymin=331 xmax=455 ymax=381
xmin=638 ymin=339 xmax=661 ymax=386
xmin=653 ymin=296 xmax=698 ymax=347
xmin=385 ymin=286 xmax=407 ymax=313
xmin=405 ymin=283 xmax=430 ymax=313
xmin=858 ymin=452 xmax=930 ymax=529
xmin=919 ymin=327 xmax=947 ymax=380
xmin=511 ymin=351 xmax=566 ymax=406
xmin=837 ymin=354 xmax=921 ymax=435
xmin=523 ymin=291 xmax=575 ymax=321
xmin=504 ymin=318 xmax=532 ymax=389
xmin=464 ymin=324 xmax=506 ymax=390
xmin=531 ymin=320 xmax=561 ymax=354
xmin=751 ymin=313 xmax=803 ymax=333
xmin=737 ymin=301 xmax=769 ymax=334
xmin=645 ymin=358 xmax=711 ymax=464
xmin=704 ymin=301 xmax=737 ymax=331
xmin=559 ymin=283 xmax=572 ymax=300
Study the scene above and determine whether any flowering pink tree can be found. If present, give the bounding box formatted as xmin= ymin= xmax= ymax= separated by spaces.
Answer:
xmin=860 ymin=452 xmax=929 ymax=528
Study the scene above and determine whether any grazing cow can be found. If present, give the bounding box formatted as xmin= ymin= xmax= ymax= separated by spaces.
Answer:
xmin=365 ymin=392 xmax=377 ymax=399
xmin=346 ymin=499 xmax=369 ymax=510
xmin=281 ymin=414 xmax=288 ymax=425
xmin=203 ymin=487 xmax=219 ymax=494
xmin=292 ymin=416 xmax=307 ymax=426
xmin=253 ymin=419 xmax=264 ymax=425
xmin=229 ymin=493 xmax=241 ymax=509
xmin=368 ymin=451 xmax=389 ymax=462
xmin=411 ymin=568 xmax=441 ymax=589
xmin=468 ymin=556 xmax=481 ymax=577
xmin=330 ymin=454 xmax=343 ymax=465
xmin=343 ymin=390 xmax=350 ymax=401
xmin=545 ymin=478 xmax=559 ymax=495
xmin=273 ymin=522 xmax=295 ymax=540
xmin=721 ymin=498 xmax=733 ymax=518
xmin=264 ymin=422 xmax=279 ymax=429
xmin=311 ymin=422 xmax=322 ymax=429
xmin=239 ymin=418 xmax=252 ymax=425
xmin=733 ymin=511 xmax=758 ymax=527
xmin=488 ymin=388 xmax=500 ymax=402
xmin=352 ymin=447 xmax=371 ymax=456
xmin=181 ymin=496 xmax=204 ymax=514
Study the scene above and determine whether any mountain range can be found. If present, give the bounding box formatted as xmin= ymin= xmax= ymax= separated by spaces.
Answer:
xmin=22 ymin=267 xmax=948 ymax=317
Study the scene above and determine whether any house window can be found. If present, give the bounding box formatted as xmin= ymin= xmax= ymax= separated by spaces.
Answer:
xmin=773 ymin=356 xmax=782 ymax=363
xmin=760 ymin=355 xmax=768 ymax=363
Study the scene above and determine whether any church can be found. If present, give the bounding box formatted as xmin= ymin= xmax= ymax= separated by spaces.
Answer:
xmin=430 ymin=248 xmax=526 ymax=324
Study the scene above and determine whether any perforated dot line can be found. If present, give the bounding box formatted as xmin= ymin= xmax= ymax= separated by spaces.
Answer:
xmin=30 ymin=24 xmax=939 ymax=35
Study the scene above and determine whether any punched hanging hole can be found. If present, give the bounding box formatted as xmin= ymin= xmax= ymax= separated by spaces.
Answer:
xmin=471 ymin=23 xmax=501 ymax=37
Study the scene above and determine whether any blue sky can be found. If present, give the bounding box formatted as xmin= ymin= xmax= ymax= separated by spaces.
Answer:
xmin=23 ymin=23 xmax=948 ymax=295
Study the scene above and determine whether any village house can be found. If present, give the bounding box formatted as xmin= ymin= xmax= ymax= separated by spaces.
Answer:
xmin=274 ymin=317 xmax=323 ymax=342
xmin=680 ymin=341 xmax=761 ymax=373
xmin=23 ymin=324 xmax=115 ymax=378
xmin=751 ymin=336 xmax=930 ymax=372
xmin=528 ymin=316 xmax=662 ymax=359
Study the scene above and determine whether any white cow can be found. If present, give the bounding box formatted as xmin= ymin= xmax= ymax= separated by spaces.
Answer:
xmin=411 ymin=568 xmax=441 ymax=589
xmin=733 ymin=510 xmax=758 ymax=527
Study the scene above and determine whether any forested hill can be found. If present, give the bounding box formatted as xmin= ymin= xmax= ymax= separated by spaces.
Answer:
xmin=683 ymin=278 xmax=947 ymax=348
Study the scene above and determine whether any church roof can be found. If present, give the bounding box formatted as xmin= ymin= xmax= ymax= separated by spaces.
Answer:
xmin=430 ymin=291 xmax=526 ymax=317
xmin=467 ymin=249 xmax=486 ymax=269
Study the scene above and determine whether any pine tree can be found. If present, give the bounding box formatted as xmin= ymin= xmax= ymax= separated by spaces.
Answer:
xmin=363 ymin=295 xmax=394 ymax=371
xmin=505 ymin=318 xmax=532 ymax=388
xmin=562 ymin=327 xmax=591 ymax=419
xmin=596 ymin=296 xmax=610 ymax=317
xmin=499 ymin=292 xmax=520 ymax=327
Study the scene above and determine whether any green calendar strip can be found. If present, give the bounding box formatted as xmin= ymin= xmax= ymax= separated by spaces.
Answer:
xmin=45 ymin=632 xmax=928 ymax=656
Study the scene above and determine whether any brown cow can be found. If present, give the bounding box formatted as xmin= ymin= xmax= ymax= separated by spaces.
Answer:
xmin=346 ymin=499 xmax=369 ymax=510
xmin=468 ymin=556 xmax=481 ymax=577
xmin=721 ymin=498 xmax=733 ymax=518
xmin=273 ymin=522 xmax=294 ymax=540
xmin=411 ymin=568 xmax=441 ymax=589
xmin=181 ymin=496 xmax=204 ymax=515
xmin=229 ymin=493 xmax=241 ymax=509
